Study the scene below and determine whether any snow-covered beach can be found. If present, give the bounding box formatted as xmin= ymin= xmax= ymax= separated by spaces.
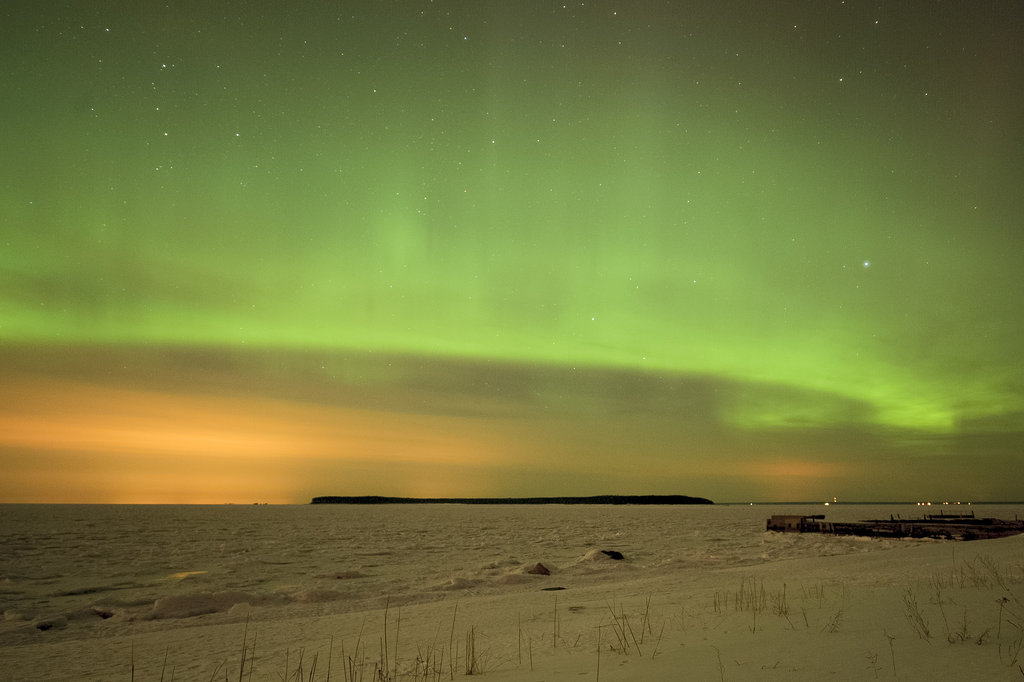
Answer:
xmin=2 ymin=503 xmax=1023 ymax=680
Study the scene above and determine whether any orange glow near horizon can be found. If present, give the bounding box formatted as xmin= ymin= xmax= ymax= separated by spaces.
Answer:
xmin=0 ymin=375 xmax=994 ymax=505
xmin=0 ymin=379 xmax=518 ymax=503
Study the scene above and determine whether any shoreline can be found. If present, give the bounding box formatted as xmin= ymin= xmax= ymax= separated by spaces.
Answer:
xmin=7 ymin=531 xmax=1023 ymax=681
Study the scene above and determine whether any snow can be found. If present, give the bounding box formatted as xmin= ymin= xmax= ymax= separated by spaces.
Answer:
xmin=2 ymin=503 xmax=1023 ymax=680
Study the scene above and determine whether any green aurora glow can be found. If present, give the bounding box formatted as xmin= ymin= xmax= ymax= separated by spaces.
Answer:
xmin=2 ymin=2 xmax=1022 ymax=502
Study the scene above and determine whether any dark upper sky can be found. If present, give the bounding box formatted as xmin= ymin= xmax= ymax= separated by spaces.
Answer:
xmin=2 ymin=1 xmax=1022 ymax=503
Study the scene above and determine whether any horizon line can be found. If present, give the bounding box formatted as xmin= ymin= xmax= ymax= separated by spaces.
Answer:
xmin=3 ymin=499 xmax=1023 ymax=506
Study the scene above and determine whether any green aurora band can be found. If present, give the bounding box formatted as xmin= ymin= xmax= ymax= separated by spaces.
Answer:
xmin=2 ymin=2 xmax=1022 ymax=501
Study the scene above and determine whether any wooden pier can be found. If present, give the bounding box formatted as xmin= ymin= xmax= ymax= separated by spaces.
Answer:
xmin=766 ymin=511 xmax=1024 ymax=541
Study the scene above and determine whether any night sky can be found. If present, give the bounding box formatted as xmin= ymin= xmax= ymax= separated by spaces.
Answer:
xmin=2 ymin=2 xmax=1022 ymax=503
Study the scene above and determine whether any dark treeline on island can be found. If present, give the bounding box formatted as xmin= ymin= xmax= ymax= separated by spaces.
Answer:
xmin=311 ymin=494 xmax=714 ymax=505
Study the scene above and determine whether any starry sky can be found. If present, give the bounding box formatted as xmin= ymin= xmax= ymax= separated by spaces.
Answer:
xmin=2 ymin=1 xmax=1022 ymax=503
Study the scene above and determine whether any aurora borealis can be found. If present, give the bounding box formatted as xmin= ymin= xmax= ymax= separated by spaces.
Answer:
xmin=2 ymin=2 xmax=1022 ymax=503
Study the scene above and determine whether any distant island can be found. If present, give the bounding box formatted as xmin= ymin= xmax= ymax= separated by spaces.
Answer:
xmin=311 ymin=495 xmax=713 ymax=505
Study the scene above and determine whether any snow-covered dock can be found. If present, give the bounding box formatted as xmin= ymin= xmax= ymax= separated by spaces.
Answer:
xmin=766 ymin=511 xmax=1024 ymax=540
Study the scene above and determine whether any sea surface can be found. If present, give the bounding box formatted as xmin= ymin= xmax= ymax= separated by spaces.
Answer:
xmin=2 ymin=502 xmax=1021 ymax=647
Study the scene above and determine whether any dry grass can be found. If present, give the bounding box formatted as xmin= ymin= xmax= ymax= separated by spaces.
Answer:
xmin=127 ymin=550 xmax=1024 ymax=681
